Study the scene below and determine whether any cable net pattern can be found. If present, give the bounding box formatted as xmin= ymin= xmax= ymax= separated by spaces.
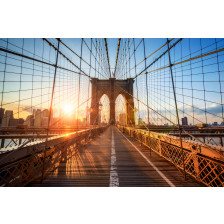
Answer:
xmin=1 ymin=38 xmax=224 ymax=187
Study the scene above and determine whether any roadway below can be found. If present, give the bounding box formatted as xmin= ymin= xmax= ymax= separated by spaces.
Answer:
xmin=29 ymin=126 xmax=203 ymax=187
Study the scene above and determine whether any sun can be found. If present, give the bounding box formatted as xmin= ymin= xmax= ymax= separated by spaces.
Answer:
xmin=63 ymin=104 xmax=73 ymax=115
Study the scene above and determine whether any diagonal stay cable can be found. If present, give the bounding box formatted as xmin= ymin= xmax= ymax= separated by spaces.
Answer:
xmin=58 ymin=39 xmax=101 ymax=79
xmin=82 ymin=38 xmax=108 ymax=79
xmin=134 ymin=46 xmax=224 ymax=79
xmin=0 ymin=47 xmax=87 ymax=77
xmin=116 ymin=39 xmax=128 ymax=78
xmin=113 ymin=81 xmax=224 ymax=157
xmin=124 ymin=38 xmax=174 ymax=77
xmin=133 ymin=38 xmax=182 ymax=79
xmin=117 ymin=38 xmax=135 ymax=79
xmin=41 ymin=39 xmax=61 ymax=182
xmin=93 ymin=38 xmax=110 ymax=79
xmin=96 ymin=39 xmax=109 ymax=78
xmin=43 ymin=38 xmax=91 ymax=78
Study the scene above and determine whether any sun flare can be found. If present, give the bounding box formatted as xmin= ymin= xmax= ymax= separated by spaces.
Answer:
xmin=63 ymin=104 xmax=73 ymax=115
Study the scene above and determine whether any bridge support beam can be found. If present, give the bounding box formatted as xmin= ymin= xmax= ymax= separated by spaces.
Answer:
xmin=90 ymin=78 xmax=135 ymax=126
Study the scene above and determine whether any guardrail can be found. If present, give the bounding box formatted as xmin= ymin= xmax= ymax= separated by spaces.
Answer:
xmin=117 ymin=125 xmax=224 ymax=187
xmin=0 ymin=126 xmax=108 ymax=186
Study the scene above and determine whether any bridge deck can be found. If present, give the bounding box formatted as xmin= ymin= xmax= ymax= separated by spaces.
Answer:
xmin=29 ymin=126 xmax=203 ymax=187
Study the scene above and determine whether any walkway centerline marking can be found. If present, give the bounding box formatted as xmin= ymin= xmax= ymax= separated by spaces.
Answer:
xmin=117 ymin=128 xmax=175 ymax=187
xmin=109 ymin=129 xmax=119 ymax=187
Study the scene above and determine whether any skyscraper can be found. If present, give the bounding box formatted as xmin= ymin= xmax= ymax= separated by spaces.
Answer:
xmin=25 ymin=115 xmax=34 ymax=127
xmin=34 ymin=109 xmax=41 ymax=127
xmin=0 ymin=108 xmax=5 ymax=126
xmin=9 ymin=118 xmax=24 ymax=126
xmin=181 ymin=117 xmax=188 ymax=126
xmin=1 ymin=110 xmax=13 ymax=127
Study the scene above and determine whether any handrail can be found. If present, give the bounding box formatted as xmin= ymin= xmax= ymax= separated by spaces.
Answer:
xmin=117 ymin=125 xmax=224 ymax=187
xmin=0 ymin=126 xmax=108 ymax=186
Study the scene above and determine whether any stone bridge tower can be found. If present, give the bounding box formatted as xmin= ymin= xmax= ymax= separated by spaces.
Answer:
xmin=90 ymin=78 xmax=135 ymax=126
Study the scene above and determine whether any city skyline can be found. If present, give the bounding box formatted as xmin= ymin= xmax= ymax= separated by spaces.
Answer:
xmin=0 ymin=106 xmax=90 ymax=128
xmin=1 ymin=104 xmax=224 ymax=129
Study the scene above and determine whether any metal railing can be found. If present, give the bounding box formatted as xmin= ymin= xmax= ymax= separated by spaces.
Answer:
xmin=117 ymin=125 xmax=224 ymax=187
xmin=0 ymin=126 xmax=108 ymax=186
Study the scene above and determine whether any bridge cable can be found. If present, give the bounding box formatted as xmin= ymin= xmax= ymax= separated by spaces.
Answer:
xmin=92 ymin=39 xmax=109 ymax=79
xmin=166 ymin=38 xmax=186 ymax=178
xmin=58 ymin=39 xmax=103 ymax=79
xmin=104 ymin=38 xmax=112 ymax=78
xmin=77 ymin=39 xmax=83 ymax=128
xmin=133 ymin=39 xmax=140 ymax=122
xmin=82 ymin=39 xmax=108 ymax=79
xmin=133 ymin=38 xmax=182 ymax=79
xmin=41 ymin=39 xmax=60 ymax=183
xmin=114 ymin=38 xmax=121 ymax=77
xmin=134 ymin=42 xmax=224 ymax=79
xmin=0 ymin=47 xmax=88 ymax=77
xmin=143 ymin=38 xmax=150 ymax=127
xmin=125 ymin=39 xmax=174 ymax=78
xmin=113 ymin=81 xmax=224 ymax=157
xmin=117 ymin=38 xmax=134 ymax=79
xmin=43 ymin=38 xmax=90 ymax=78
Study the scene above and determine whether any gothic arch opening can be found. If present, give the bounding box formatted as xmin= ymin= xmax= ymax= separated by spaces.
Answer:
xmin=115 ymin=94 xmax=127 ymax=126
xmin=90 ymin=78 xmax=135 ymax=126
xmin=99 ymin=94 xmax=110 ymax=124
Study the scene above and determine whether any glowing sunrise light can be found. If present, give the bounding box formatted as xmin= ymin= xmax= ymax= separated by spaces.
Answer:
xmin=63 ymin=104 xmax=73 ymax=115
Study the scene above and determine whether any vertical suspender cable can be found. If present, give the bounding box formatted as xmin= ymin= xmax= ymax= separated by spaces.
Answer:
xmin=77 ymin=38 xmax=83 ymax=128
xmin=104 ymin=38 xmax=111 ymax=78
xmin=133 ymin=39 xmax=140 ymax=123
xmin=166 ymin=38 xmax=186 ymax=179
xmin=143 ymin=39 xmax=150 ymax=126
xmin=114 ymin=38 xmax=121 ymax=78
xmin=87 ymin=39 xmax=92 ymax=127
xmin=41 ymin=38 xmax=60 ymax=183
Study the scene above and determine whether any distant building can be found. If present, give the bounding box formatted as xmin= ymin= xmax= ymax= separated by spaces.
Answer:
xmin=41 ymin=109 xmax=50 ymax=127
xmin=0 ymin=108 xmax=5 ymax=126
xmin=25 ymin=115 xmax=34 ymax=127
xmin=34 ymin=109 xmax=41 ymax=127
xmin=213 ymin=122 xmax=218 ymax=126
xmin=119 ymin=113 xmax=126 ymax=126
xmin=197 ymin=123 xmax=208 ymax=128
xmin=181 ymin=117 xmax=188 ymax=126
xmin=42 ymin=109 xmax=49 ymax=118
xmin=41 ymin=117 xmax=48 ymax=127
xmin=9 ymin=118 xmax=24 ymax=127
xmin=1 ymin=110 xmax=13 ymax=127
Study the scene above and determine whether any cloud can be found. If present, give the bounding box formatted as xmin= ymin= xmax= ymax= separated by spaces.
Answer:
xmin=192 ymin=104 xmax=224 ymax=115
xmin=21 ymin=106 xmax=46 ymax=114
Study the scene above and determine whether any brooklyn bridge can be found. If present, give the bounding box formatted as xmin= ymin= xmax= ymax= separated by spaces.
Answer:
xmin=1 ymin=38 xmax=224 ymax=187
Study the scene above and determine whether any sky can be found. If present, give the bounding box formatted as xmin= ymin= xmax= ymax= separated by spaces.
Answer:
xmin=0 ymin=38 xmax=224 ymax=125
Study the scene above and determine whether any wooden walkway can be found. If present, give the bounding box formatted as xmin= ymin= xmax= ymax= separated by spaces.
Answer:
xmin=29 ymin=126 xmax=203 ymax=187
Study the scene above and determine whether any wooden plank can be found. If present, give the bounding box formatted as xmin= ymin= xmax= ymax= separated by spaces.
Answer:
xmin=29 ymin=126 xmax=203 ymax=187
